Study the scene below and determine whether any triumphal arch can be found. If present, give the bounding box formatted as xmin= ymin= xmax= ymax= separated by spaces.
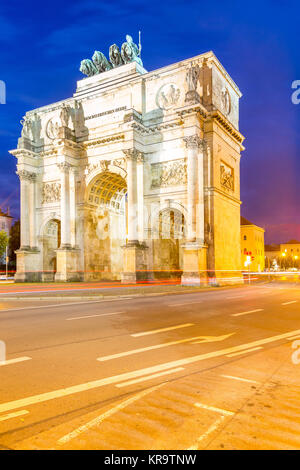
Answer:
xmin=11 ymin=35 xmax=245 ymax=284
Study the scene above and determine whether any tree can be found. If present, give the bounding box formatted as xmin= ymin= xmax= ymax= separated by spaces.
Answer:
xmin=8 ymin=220 xmax=20 ymax=267
xmin=0 ymin=230 xmax=9 ymax=260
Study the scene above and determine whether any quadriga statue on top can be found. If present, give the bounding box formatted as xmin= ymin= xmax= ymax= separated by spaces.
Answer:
xmin=79 ymin=33 xmax=142 ymax=77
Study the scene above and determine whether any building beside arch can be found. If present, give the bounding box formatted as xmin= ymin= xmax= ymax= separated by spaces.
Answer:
xmin=10 ymin=47 xmax=245 ymax=284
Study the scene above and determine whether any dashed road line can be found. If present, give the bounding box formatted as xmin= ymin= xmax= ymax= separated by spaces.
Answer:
xmin=282 ymin=301 xmax=298 ymax=306
xmin=66 ymin=312 xmax=124 ymax=321
xmin=116 ymin=367 xmax=185 ymax=388
xmin=226 ymin=346 xmax=263 ymax=357
xmin=57 ymin=383 xmax=164 ymax=445
xmin=1 ymin=327 xmax=300 ymax=415
xmin=231 ymin=309 xmax=263 ymax=317
xmin=194 ymin=402 xmax=234 ymax=416
xmin=0 ymin=299 xmax=131 ymax=313
xmin=220 ymin=374 xmax=259 ymax=384
xmin=131 ymin=323 xmax=194 ymax=337
xmin=226 ymin=295 xmax=243 ymax=299
xmin=187 ymin=416 xmax=225 ymax=449
xmin=167 ymin=301 xmax=202 ymax=307
xmin=0 ymin=356 xmax=31 ymax=367
xmin=0 ymin=410 xmax=29 ymax=422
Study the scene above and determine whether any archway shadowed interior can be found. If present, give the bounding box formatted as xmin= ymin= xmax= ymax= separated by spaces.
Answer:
xmin=84 ymin=171 xmax=128 ymax=280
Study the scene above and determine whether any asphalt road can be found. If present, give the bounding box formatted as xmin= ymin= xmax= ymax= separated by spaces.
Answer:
xmin=0 ymin=283 xmax=300 ymax=450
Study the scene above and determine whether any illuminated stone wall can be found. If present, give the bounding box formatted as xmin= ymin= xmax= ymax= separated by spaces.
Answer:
xmin=11 ymin=51 xmax=245 ymax=284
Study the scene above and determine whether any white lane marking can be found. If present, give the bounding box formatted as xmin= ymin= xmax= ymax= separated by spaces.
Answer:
xmin=0 ymin=356 xmax=31 ymax=367
xmin=116 ymin=367 xmax=184 ymax=388
xmin=0 ymin=300 xmax=130 ymax=314
xmin=226 ymin=346 xmax=262 ymax=357
xmin=97 ymin=333 xmax=235 ymax=361
xmin=226 ymin=295 xmax=243 ymax=299
xmin=57 ymin=383 xmax=164 ymax=445
xmin=2 ymin=327 xmax=300 ymax=415
xmin=287 ymin=335 xmax=300 ymax=340
xmin=131 ymin=323 xmax=194 ymax=337
xmin=220 ymin=374 xmax=259 ymax=384
xmin=188 ymin=416 xmax=225 ymax=449
xmin=282 ymin=301 xmax=298 ymax=305
xmin=231 ymin=309 xmax=263 ymax=317
xmin=194 ymin=402 xmax=234 ymax=416
xmin=66 ymin=311 xmax=124 ymax=321
xmin=0 ymin=410 xmax=29 ymax=422
xmin=168 ymin=301 xmax=202 ymax=307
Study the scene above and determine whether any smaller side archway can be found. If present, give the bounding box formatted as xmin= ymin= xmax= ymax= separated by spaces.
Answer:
xmin=151 ymin=207 xmax=186 ymax=279
xmin=41 ymin=219 xmax=61 ymax=281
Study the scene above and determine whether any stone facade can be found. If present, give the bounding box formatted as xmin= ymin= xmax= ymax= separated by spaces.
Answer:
xmin=240 ymin=216 xmax=265 ymax=272
xmin=11 ymin=50 xmax=245 ymax=284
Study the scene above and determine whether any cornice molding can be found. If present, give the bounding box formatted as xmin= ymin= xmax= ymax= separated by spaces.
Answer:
xmin=209 ymin=110 xmax=245 ymax=147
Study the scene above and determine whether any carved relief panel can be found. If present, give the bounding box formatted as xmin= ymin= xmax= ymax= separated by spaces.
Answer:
xmin=220 ymin=162 xmax=234 ymax=191
xmin=151 ymin=159 xmax=187 ymax=188
xmin=42 ymin=182 xmax=61 ymax=203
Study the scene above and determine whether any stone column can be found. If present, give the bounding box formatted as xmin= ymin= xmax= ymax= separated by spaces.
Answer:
xmin=55 ymin=162 xmax=81 ymax=281
xmin=57 ymin=162 xmax=71 ymax=249
xmin=69 ymin=167 xmax=77 ymax=248
xmin=121 ymin=148 xmax=147 ymax=283
xmin=136 ymin=152 xmax=144 ymax=242
xmin=15 ymin=169 xmax=41 ymax=282
xmin=181 ymin=135 xmax=208 ymax=286
xmin=29 ymin=172 xmax=38 ymax=249
xmin=197 ymin=139 xmax=205 ymax=244
xmin=183 ymin=135 xmax=202 ymax=241
xmin=123 ymin=149 xmax=139 ymax=243
xmin=16 ymin=170 xmax=32 ymax=250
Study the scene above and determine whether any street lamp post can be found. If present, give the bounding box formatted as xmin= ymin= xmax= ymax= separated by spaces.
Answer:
xmin=5 ymin=245 xmax=8 ymax=281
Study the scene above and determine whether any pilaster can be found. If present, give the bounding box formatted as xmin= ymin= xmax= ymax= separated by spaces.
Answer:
xmin=121 ymin=148 xmax=148 ymax=283
xmin=15 ymin=169 xmax=41 ymax=282
xmin=181 ymin=242 xmax=208 ymax=286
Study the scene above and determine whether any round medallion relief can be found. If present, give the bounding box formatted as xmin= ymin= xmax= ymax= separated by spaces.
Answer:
xmin=156 ymin=83 xmax=180 ymax=110
xmin=46 ymin=117 xmax=60 ymax=140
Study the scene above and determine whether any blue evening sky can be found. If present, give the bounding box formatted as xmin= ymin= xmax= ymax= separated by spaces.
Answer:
xmin=0 ymin=0 xmax=299 ymax=243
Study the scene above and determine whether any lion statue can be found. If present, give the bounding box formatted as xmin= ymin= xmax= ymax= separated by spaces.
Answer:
xmin=79 ymin=59 xmax=98 ymax=77
xmin=109 ymin=44 xmax=124 ymax=68
xmin=92 ymin=51 xmax=112 ymax=73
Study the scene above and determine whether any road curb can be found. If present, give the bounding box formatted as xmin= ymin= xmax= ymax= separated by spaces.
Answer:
xmin=0 ymin=285 xmax=246 ymax=301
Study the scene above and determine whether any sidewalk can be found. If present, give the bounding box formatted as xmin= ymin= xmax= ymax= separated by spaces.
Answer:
xmin=0 ymin=281 xmax=242 ymax=300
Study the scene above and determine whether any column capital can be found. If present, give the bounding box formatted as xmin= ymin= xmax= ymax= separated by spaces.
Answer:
xmin=122 ymin=148 xmax=144 ymax=162
xmin=183 ymin=135 xmax=205 ymax=150
xmin=16 ymin=169 xmax=37 ymax=181
xmin=57 ymin=162 xmax=72 ymax=173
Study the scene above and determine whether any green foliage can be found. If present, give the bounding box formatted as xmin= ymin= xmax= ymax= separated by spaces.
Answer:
xmin=0 ymin=230 xmax=9 ymax=259
xmin=8 ymin=220 xmax=20 ymax=265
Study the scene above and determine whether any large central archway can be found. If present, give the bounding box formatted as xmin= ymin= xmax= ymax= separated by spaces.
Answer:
xmin=84 ymin=171 xmax=127 ymax=280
